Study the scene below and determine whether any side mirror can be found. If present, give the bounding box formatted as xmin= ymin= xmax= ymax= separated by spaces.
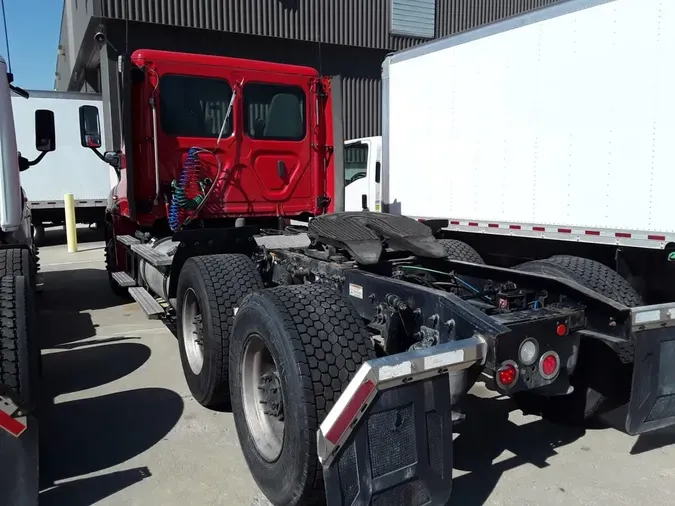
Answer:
xmin=375 ymin=161 xmax=381 ymax=183
xmin=79 ymin=105 xmax=102 ymax=148
xmin=35 ymin=110 xmax=56 ymax=152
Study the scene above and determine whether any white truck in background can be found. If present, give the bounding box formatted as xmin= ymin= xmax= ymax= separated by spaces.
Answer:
xmin=0 ymin=56 xmax=56 ymax=506
xmin=344 ymin=136 xmax=382 ymax=213
xmin=347 ymin=0 xmax=675 ymax=307
xmin=11 ymin=90 xmax=115 ymax=244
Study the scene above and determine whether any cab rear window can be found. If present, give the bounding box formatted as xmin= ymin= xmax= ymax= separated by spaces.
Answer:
xmin=244 ymin=83 xmax=306 ymax=141
xmin=159 ymin=75 xmax=233 ymax=138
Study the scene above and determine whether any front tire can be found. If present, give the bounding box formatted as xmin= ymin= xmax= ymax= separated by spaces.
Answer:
xmin=0 ymin=276 xmax=39 ymax=412
xmin=0 ymin=248 xmax=36 ymax=291
xmin=229 ymin=284 xmax=376 ymax=506
xmin=176 ymin=254 xmax=263 ymax=408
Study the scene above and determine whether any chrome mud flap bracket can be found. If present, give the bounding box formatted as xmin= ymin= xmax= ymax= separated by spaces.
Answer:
xmin=626 ymin=304 xmax=675 ymax=435
xmin=317 ymin=335 xmax=488 ymax=506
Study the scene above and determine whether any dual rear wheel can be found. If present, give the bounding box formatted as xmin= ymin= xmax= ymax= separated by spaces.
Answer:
xmin=176 ymin=254 xmax=375 ymax=505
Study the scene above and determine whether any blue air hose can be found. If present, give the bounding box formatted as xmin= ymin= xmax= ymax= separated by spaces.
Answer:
xmin=169 ymin=147 xmax=202 ymax=231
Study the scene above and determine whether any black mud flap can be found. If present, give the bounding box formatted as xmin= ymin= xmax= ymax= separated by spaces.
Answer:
xmin=317 ymin=336 xmax=488 ymax=506
xmin=626 ymin=306 xmax=675 ymax=435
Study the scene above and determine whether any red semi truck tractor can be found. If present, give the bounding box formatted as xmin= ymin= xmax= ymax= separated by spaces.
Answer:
xmin=77 ymin=43 xmax=675 ymax=506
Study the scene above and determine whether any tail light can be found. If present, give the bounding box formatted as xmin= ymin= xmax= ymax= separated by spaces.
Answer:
xmin=539 ymin=351 xmax=560 ymax=380
xmin=496 ymin=360 xmax=519 ymax=389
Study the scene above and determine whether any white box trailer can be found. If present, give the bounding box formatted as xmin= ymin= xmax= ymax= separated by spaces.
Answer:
xmin=11 ymin=90 xmax=115 ymax=243
xmin=366 ymin=0 xmax=675 ymax=303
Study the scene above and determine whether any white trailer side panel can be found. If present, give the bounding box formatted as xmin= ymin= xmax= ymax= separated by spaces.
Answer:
xmin=12 ymin=92 xmax=114 ymax=203
xmin=385 ymin=0 xmax=675 ymax=236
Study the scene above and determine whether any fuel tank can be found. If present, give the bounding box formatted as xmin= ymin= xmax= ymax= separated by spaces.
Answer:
xmin=138 ymin=237 xmax=179 ymax=308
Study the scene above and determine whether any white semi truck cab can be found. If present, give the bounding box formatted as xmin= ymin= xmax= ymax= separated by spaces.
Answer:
xmin=0 ymin=56 xmax=56 ymax=246
xmin=0 ymin=55 xmax=56 ymax=506
xmin=344 ymin=136 xmax=382 ymax=213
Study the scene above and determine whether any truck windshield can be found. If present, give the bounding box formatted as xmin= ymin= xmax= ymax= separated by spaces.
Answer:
xmin=344 ymin=143 xmax=368 ymax=186
xmin=159 ymin=75 xmax=233 ymax=138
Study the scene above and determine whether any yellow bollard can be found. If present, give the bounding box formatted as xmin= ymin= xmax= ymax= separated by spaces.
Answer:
xmin=63 ymin=193 xmax=78 ymax=253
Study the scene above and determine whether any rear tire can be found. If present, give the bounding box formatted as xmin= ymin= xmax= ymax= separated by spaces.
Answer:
xmin=229 ymin=284 xmax=376 ymax=506
xmin=516 ymin=255 xmax=643 ymax=307
xmin=0 ymin=276 xmax=39 ymax=413
xmin=437 ymin=239 xmax=484 ymax=265
xmin=513 ymin=255 xmax=641 ymax=425
xmin=177 ymin=254 xmax=263 ymax=408
xmin=32 ymin=224 xmax=45 ymax=247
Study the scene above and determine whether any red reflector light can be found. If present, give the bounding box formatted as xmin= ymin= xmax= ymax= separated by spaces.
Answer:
xmin=539 ymin=351 xmax=560 ymax=380
xmin=556 ymin=323 xmax=567 ymax=336
xmin=497 ymin=362 xmax=518 ymax=388
xmin=325 ymin=380 xmax=375 ymax=445
xmin=0 ymin=410 xmax=27 ymax=437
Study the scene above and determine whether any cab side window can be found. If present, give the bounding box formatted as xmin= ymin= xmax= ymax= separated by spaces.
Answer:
xmin=244 ymin=83 xmax=306 ymax=141
xmin=344 ymin=143 xmax=369 ymax=186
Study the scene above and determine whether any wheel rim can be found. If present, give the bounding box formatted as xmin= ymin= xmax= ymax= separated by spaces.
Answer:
xmin=182 ymin=288 xmax=205 ymax=375
xmin=241 ymin=333 xmax=285 ymax=462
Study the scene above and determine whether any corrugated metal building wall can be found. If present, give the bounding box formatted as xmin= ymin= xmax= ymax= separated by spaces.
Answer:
xmin=59 ymin=0 xmax=564 ymax=140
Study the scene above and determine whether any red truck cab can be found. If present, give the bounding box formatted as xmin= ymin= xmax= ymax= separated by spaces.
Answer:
xmin=83 ymin=49 xmax=338 ymax=232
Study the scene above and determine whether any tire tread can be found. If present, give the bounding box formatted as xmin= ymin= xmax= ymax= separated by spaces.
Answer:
xmin=517 ymin=255 xmax=643 ymax=307
xmin=182 ymin=254 xmax=263 ymax=406
xmin=238 ymin=284 xmax=376 ymax=505
xmin=437 ymin=239 xmax=484 ymax=264
xmin=0 ymin=275 xmax=36 ymax=412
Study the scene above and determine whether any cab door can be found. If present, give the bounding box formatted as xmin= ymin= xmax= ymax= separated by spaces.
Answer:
xmin=234 ymin=70 xmax=317 ymax=217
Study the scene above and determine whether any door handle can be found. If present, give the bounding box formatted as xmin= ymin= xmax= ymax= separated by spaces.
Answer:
xmin=277 ymin=160 xmax=287 ymax=180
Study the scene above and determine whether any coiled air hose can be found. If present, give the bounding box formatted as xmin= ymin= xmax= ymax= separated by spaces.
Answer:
xmin=168 ymin=85 xmax=239 ymax=232
xmin=168 ymin=147 xmax=206 ymax=231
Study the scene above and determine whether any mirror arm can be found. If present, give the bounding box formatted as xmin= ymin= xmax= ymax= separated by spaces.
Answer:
xmin=89 ymin=146 xmax=108 ymax=164
xmin=28 ymin=152 xmax=48 ymax=166
xmin=20 ymin=151 xmax=48 ymax=171
xmin=92 ymin=148 xmax=122 ymax=181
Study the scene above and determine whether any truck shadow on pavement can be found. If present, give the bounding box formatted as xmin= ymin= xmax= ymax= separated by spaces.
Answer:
xmin=449 ymin=392 xmax=585 ymax=505
xmin=38 ymin=268 xmax=130 ymax=348
xmin=36 ymin=266 xmax=185 ymax=505
xmin=38 ymin=342 xmax=184 ymax=505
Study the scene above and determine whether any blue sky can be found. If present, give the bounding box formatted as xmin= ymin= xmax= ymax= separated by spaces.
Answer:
xmin=1 ymin=0 xmax=62 ymax=90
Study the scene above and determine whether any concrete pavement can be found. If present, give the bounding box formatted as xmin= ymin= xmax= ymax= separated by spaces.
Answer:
xmin=35 ymin=228 xmax=675 ymax=505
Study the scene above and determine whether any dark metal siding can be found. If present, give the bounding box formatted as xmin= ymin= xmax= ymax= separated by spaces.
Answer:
xmin=100 ymin=0 xmax=430 ymax=51
xmin=436 ymin=0 xmax=564 ymax=37
xmin=100 ymin=0 xmax=566 ymax=51
xmin=97 ymin=0 xmax=566 ymax=139
xmin=342 ymin=77 xmax=381 ymax=140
